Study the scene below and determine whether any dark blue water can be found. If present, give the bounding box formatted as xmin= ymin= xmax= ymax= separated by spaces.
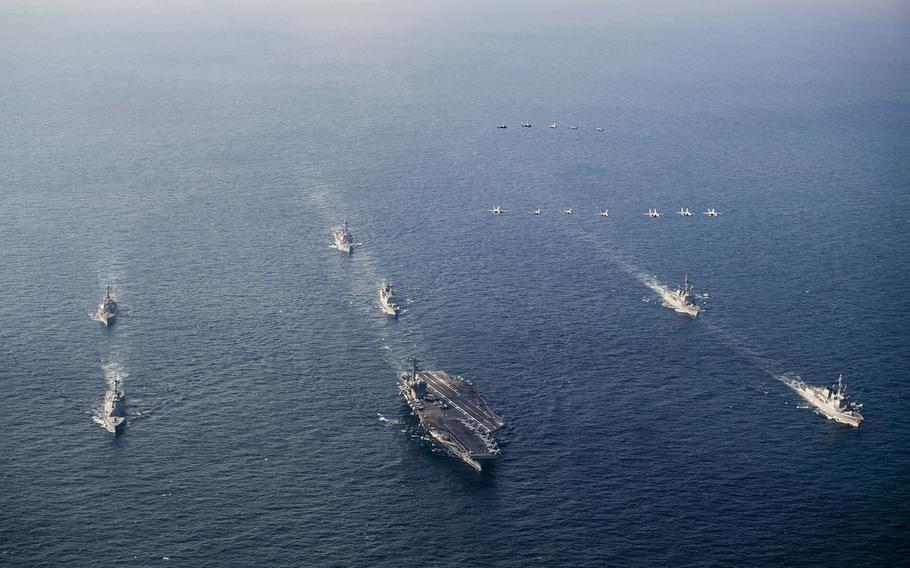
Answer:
xmin=2 ymin=2 xmax=910 ymax=566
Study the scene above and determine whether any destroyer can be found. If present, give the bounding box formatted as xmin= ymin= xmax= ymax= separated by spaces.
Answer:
xmin=399 ymin=359 xmax=505 ymax=472
xmin=333 ymin=221 xmax=354 ymax=254
xmin=788 ymin=374 xmax=864 ymax=427
xmin=100 ymin=383 xmax=127 ymax=435
xmin=657 ymin=275 xmax=700 ymax=317
xmin=379 ymin=282 xmax=400 ymax=317
xmin=97 ymin=286 xmax=117 ymax=327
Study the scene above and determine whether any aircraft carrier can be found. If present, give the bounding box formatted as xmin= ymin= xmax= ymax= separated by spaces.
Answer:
xmin=399 ymin=360 xmax=505 ymax=472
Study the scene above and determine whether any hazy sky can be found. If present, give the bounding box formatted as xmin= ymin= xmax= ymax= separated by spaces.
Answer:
xmin=2 ymin=0 xmax=909 ymax=37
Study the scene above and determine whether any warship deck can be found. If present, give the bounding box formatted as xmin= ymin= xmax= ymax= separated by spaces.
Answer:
xmin=417 ymin=371 xmax=505 ymax=433
xmin=400 ymin=368 xmax=505 ymax=469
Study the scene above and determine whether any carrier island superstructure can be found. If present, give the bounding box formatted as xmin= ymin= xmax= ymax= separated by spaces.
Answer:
xmin=399 ymin=359 xmax=505 ymax=471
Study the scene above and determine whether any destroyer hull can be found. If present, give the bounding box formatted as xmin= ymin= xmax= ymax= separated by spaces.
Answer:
xmin=103 ymin=416 xmax=126 ymax=435
xmin=793 ymin=388 xmax=863 ymax=427
xmin=95 ymin=405 xmax=125 ymax=434
xmin=825 ymin=412 xmax=861 ymax=427
xmin=673 ymin=305 xmax=699 ymax=318
xmin=379 ymin=285 xmax=399 ymax=317
xmin=658 ymin=292 xmax=699 ymax=317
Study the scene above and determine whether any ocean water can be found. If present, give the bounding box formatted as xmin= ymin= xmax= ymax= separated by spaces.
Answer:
xmin=2 ymin=2 xmax=910 ymax=566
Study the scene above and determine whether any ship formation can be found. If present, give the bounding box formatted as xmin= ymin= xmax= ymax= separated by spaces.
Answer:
xmin=77 ymin=215 xmax=863 ymax=457
xmin=97 ymin=286 xmax=117 ymax=327
xmin=788 ymin=374 xmax=864 ymax=427
xmin=399 ymin=359 xmax=505 ymax=471
xmin=333 ymin=220 xmax=354 ymax=254
xmin=658 ymin=275 xmax=701 ymax=317
xmin=379 ymin=282 xmax=400 ymax=317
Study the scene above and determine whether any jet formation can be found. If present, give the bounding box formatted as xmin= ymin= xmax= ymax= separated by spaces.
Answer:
xmin=487 ymin=206 xmax=720 ymax=218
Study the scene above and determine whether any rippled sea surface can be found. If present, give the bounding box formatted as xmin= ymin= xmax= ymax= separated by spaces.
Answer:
xmin=2 ymin=2 xmax=909 ymax=566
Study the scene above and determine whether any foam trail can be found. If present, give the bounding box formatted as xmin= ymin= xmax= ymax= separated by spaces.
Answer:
xmin=97 ymin=255 xmax=126 ymax=298
xmin=101 ymin=359 xmax=128 ymax=389
xmin=560 ymin=224 xmax=677 ymax=300
xmin=699 ymin=318 xmax=779 ymax=375
xmin=376 ymin=413 xmax=402 ymax=427
xmin=775 ymin=372 xmax=805 ymax=391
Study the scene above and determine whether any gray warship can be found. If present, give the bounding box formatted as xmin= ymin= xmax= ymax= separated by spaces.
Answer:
xmin=97 ymin=286 xmax=117 ymax=327
xmin=787 ymin=374 xmax=864 ymax=427
xmin=379 ymin=282 xmax=400 ymax=317
xmin=333 ymin=221 xmax=354 ymax=254
xmin=658 ymin=275 xmax=700 ymax=317
xmin=100 ymin=383 xmax=126 ymax=435
xmin=399 ymin=359 xmax=505 ymax=471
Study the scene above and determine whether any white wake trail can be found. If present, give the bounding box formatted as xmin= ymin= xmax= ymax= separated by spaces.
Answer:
xmin=560 ymin=223 xmax=677 ymax=300
xmin=101 ymin=359 xmax=128 ymax=389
